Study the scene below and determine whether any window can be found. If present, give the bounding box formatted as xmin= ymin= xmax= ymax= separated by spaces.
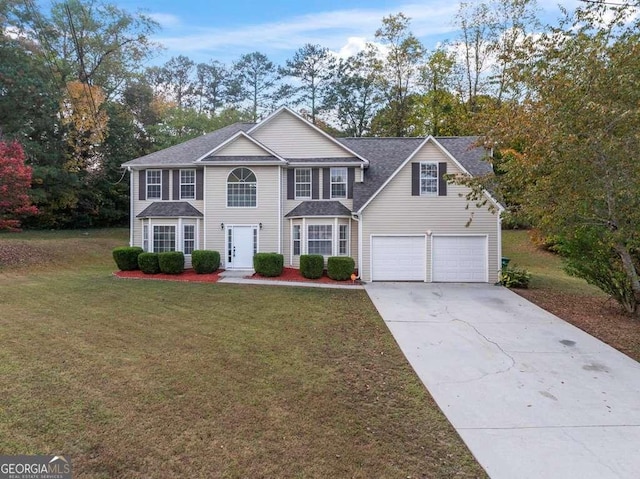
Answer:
xmin=420 ymin=162 xmax=438 ymax=195
xmin=295 ymin=168 xmax=311 ymax=199
xmin=308 ymin=225 xmax=332 ymax=255
xmin=293 ymin=225 xmax=301 ymax=255
xmin=330 ymin=167 xmax=347 ymax=199
xmin=180 ymin=169 xmax=195 ymax=199
xmin=143 ymin=225 xmax=149 ymax=252
xmin=147 ymin=170 xmax=161 ymax=199
xmin=339 ymin=224 xmax=348 ymax=256
xmin=183 ymin=224 xmax=195 ymax=255
xmin=227 ymin=168 xmax=256 ymax=207
xmin=153 ymin=225 xmax=175 ymax=252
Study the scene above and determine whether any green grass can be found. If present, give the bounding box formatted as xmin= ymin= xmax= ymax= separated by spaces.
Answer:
xmin=0 ymin=229 xmax=485 ymax=478
xmin=502 ymin=230 xmax=603 ymax=295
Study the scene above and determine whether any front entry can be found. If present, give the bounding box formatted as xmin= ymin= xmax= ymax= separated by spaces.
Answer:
xmin=226 ymin=225 xmax=257 ymax=269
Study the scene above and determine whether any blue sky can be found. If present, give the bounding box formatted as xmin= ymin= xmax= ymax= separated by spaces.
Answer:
xmin=44 ymin=0 xmax=582 ymax=65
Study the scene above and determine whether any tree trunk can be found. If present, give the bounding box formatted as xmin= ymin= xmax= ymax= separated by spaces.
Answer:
xmin=614 ymin=243 xmax=640 ymax=318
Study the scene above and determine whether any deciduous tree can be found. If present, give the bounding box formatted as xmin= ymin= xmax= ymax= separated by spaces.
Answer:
xmin=0 ymin=141 xmax=38 ymax=231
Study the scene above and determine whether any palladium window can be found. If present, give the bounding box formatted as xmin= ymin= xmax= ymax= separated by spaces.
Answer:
xmin=146 ymin=170 xmax=161 ymax=199
xmin=420 ymin=163 xmax=438 ymax=195
xmin=338 ymin=224 xmax=348 ymax=256
xmin=308 ymin=225 xmax=332 ymax=256
xmin=180 ymin=169 xmax=196 ymax=199
xmin=295 ymin=168 xmax=311 ymax=199
xmin=183 ymin=224 xmax=195 ymax=255
xmin=293 ymin=225 xmax=301 ymax=255
xmin=330 ymin=167 xmax=347 ymax=199
xmin=153 ymin=225 xmax=175 ymax=253
xmin=227 ymin=167 xmax=257 ymax=207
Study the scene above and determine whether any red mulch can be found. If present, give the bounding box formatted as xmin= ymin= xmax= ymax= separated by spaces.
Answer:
xmin=114 ymin=269 xmax=221 ymax=283
xmin=249 ymin=267 xmax=358 ymax=285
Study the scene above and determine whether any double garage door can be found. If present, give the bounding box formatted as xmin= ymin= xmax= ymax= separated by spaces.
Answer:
xmin=371 ymin=235 xmax=487 ymax=282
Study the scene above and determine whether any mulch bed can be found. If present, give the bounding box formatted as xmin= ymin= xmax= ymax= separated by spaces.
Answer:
xmin=114 ymin=269 xmax=221 ymax=283
xmin=249 ymin=267 xmax=359 ymax=285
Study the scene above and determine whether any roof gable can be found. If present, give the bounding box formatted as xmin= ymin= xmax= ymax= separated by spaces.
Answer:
xmin=197 ymin=131 xmax=286 ymax=164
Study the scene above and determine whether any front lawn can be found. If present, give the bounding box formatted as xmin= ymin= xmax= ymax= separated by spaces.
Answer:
xmin=0 ymin=229 xmax=485 ymax=478
xmin=502 ymin=230 xmax=640 ymax=361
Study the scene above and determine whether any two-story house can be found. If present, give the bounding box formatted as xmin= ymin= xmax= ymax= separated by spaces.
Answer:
xmin=122 ymin=107 xmax=502 ymax=283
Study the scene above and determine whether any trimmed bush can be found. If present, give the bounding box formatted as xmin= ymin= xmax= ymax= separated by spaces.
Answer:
xmin=254 ymin=252 xmax=284 ymax=277
xmin=158 ymin=251 xmax=185 ymax=274
xmin=327 ymin=256 xmax=355 ymax=281
xmin=192 ymin=250 xmax=220 ymax=274
xmin=499 ymin=265 xmax=531 ymax=288
xmin=300 ymin=254 xmax=324 ymax=279
xmin=112 ymin=246 xmax=143 ymax=271
xmin=138 ymin=252 xmax=160 ymax=274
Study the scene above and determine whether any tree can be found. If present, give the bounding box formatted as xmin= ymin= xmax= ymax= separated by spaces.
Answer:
xmin=280 ymin=44 xmax=336 ymax=124
xmin=373 ymin=13 xmax=424 ymax=136
xmin=0 ymin=141 xmax=38 ymax=231
xmin=486 ymin=3 xmax=640 ymax=316
xmin=194 ymin=61 xmax=231 ymax=114
xmin=161 ymin=55 xmax=196 ymax=109
xmin=232 ymin=52 xmax=279 ymax=122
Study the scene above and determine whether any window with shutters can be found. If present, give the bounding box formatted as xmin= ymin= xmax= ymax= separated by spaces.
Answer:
xmin=146 ymin=170 xmax=162 ymax=199
xmin=295 ymin=168 xmax=311 ymax=199
xmin=330 ymin=167 xmax=347 ymax=199
xmin=420 ymin=162 xmax=438 ymax=196
xmin=180 ymin=169 xmax=196 ymax=199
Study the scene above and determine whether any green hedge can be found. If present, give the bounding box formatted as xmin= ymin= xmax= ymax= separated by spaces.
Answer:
xmin=158 ymin=251 xmax=185 ymax=274
xmin=138 ymin=252 xmax=160 ymax=274
xmin=327 ymin=256 xmax=355 ymax=281
xmin=192 ymin=250 xmax=220 ymax=274
xmin=112 ymin=246 xmax=143 ymax=271
xmin=254 ymin=253 xmax=284 ymax=277
xmin=300 ymin=254 xmax=324 ymax=279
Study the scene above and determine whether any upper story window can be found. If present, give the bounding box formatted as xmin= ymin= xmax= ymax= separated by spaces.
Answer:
xmin=180 ymin=169 xmax=195 ymax=199
xmin=330 ymin=167 xmax=347 ymax=199
xmin=227 ymin=167 xmax=257 ymax=207
xmin=420 ymin=162 xmax=438 ymax=196
xmin=146 ymin=170 xmax=161 ymax=199
xmin=295 ymin=168 xmax=312 ymax=199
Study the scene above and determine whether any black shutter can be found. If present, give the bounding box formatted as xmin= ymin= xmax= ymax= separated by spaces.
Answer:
xmin=312 ymin=168 xmax=320 ymax=199
xmin=323 ymin=168 xmax=331 ymax=199
xmin=287 ymin=169 xmax=295 ymax=200
xmin=411 ymin=163 xmax=420 ymax=196
xmin=438 ymin=162 xmax=447 ymax=196
xmin=162 ymin=170 xmax=169 ymax=200
xmin=139 ymin=170 xmax=146 ymax=200
xmin=196 ymin=169 xmax=203 ymax=200
xmin=173 ymin=170 xmax=180 ymax=200
xmin=347 ymin=167 xmax=355 ymax=199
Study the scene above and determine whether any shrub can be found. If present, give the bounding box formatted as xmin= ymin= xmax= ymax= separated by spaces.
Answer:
xmin=499 ymin=265 xmax=531 ymax=288
xmin=254 ymin=252 xmax=284 ymax=277
xmin=327 ymin=256 xmax=355 ymax=281
xmin=112 ymin=246 xmax=143 ymax=271
xmin=300 ymin=254 xmax=324 ymax=279
xmin=158 ymin=251 xmax=184 ymax=274
xmin=138 ymin=252 xmax=160 ymax=274
xmin=192 ymin=250 xmax=220 ymax=274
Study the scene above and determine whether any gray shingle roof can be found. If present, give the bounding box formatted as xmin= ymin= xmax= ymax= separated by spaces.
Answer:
xmin=287 ymin=157 xmax=363 ymax=164
xmin=285 ymin=201 xmax=352 ymax=218
xmin=122 ymin=122 xmax=255 ymax=167
xmin=339 ymin=136 xmax=492 ymax=211
xmin=201 ymin=155 xmax=283 ymax=163
xmin=136 ymin=202 xmax=204 ymax=218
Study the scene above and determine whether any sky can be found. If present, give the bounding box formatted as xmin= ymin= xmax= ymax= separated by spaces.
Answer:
xmin=41 ymin=0 xmax=583 ymax=66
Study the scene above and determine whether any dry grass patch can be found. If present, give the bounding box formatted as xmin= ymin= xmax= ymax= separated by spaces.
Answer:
xmin=0 ymin=229 xmax=486 ymax=478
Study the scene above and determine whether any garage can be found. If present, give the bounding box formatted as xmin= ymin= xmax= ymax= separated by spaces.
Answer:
xmin=371 ymin=235 xmax=426 ymax=281
xmin=432 ymin=235 xmax=488 ymax=282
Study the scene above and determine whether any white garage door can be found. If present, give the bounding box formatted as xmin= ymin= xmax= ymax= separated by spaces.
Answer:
xmin=432 ymin=236 xmax=487 ymax=282
xmin=371 ymin=236 xmax=425 ymax=281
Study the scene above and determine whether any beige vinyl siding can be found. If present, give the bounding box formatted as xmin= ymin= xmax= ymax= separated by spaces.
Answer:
xmin=360 ymin=141 xmax=500 ymax=282
xmin=252 ymin=110 xmax=353 ymax=158
xmin=213 ymin=135 xmax=271 ymax=156
xmin=203 ymin=165 xmax=280 ymax=267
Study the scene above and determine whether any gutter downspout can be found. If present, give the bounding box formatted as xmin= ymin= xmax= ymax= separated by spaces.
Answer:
xmin=351 ymin=212 xmax=362 ymax=279
xmin=128 ymin=167 xmax=134 ymax=247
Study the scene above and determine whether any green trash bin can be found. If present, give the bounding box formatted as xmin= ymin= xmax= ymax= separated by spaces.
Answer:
xmin=501 ymin=257 xmax=511 ymax=269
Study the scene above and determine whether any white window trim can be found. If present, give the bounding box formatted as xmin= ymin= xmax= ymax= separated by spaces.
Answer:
xmin=183 ymin=223 xmax=196 ymax=255
xmin=307 ymin=224 xmax=333 ymax=256
xmin=292 ymin=224 xmax=301 ymax=256
xmin=295 ymin=168 xmax=312 ymax=200
xmin=146 ymin=169 xmax=162 ymax=200
xmin=226 ymin=167 xmax=258 ymax=208
xmin=152 ymin=224 xmax=176 ymax=253
xmin=180 ymin=169 xmax=196 ymax=200
xmin=338 ymin=223 xmax=349 ymax=256
xmin=330 ymin=167 xmax=348 ymax=199
xmin=142 ymin=223 xmax=149 ymax=252
xmin=420 ymin=162 xmax=438 ymax=196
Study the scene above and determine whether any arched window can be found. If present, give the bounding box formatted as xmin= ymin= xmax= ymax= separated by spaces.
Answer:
xmin=227 ymin=168 xmax=257 ymax=207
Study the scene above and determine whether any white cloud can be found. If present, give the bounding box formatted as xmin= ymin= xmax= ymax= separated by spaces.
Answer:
xmin=148 ymin=13 xmax=182 ymax=28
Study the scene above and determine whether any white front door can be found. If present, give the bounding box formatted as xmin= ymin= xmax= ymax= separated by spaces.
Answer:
xmin=227 ymin=225 xmax=256 ymax=269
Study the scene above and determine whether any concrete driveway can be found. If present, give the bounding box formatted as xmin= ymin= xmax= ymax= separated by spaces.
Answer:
xmin=365 ymin=283 xmax=640 ymax=479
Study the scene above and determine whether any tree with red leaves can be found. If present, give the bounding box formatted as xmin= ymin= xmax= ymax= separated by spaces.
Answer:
xmin=0 ymin=141 xmax=38 ymax=231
